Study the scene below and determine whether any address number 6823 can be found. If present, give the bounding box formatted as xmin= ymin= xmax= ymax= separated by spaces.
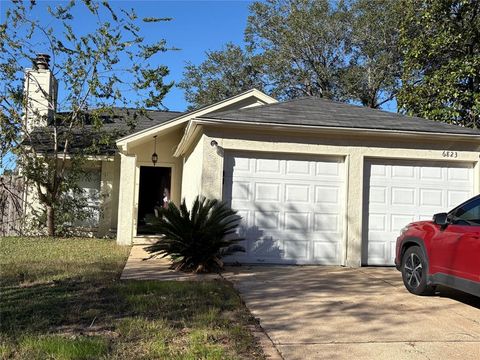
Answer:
xmin=442 ymin=151 xmax=458 ymax=158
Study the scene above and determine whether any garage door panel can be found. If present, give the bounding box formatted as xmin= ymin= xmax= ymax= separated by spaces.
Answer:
xmin=231 ymin=181 xmax=251 ymax=201
xmin=315 ymin=161 xmax=341 ymax=176
xmin=448 ymin=190 xmax=472 ymax=206
xmin=313 ymin=242 xmax=340 ymax=263
xmin=448 ymin=166 xmax=472 ymax=181
xmin=253 ymin=210 xmax=280 ymax=230
xmin=392 ymin=165 xmax=415 ymax=178
xmin=225 ymin=153 xmax=345 ymax=264
xmin=369 ymin=186 xmax=387 ymax=204
xmin=230 ymin=157 xmax=251 ymax=172
xmin=365 ymin=160 xmax=474 ymax=265
xmin=367 ymin=241 xmax=387 ymax=263
xmin=286 ymin=160 xmax=312 ymax=175
xmin=285 ymin=184 xmax=311 ymax=203
xmin=284 ymin=240 xmax=309 ymax=259
xmin=249 ymin=237 xmax=283 ymax=258
xmin=313 ymin=213 xmax=339 ymax=232
xmin=420 ymin=166 xmax=442 ymax=179
xmin=255 ymin=182 xmax=281 ymax=202
xmin=255 ymin=158 xmax=282 ymax=174
xmin=391 ymin=187 xmax=416 ymax=205
xmin=284 ymin=212 xmax=309 ymax=230
xmin=419 ymin=188 xmax=443 ymax=206
xmin=370 ymin=164 xmax=387 ymax=177
xmin=391 ymin=214 xmax=416 ymax=231
xmin=236 ymin=210 xmax=250 ymax=224
xmin=315 ymin=186 xmax=341 ymax=204
xmin=368 ymin=214 xmax=387 ymax=231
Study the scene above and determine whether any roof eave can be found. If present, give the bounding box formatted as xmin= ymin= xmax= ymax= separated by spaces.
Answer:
xmin=173 ymin=121 xmax=202 ymax=157
xmin=193 ymin=117 xmax=480 ymax=141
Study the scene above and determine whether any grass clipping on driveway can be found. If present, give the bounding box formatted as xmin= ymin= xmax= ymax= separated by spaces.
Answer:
xmin=0 ymin=237 xmax=264 ymax=359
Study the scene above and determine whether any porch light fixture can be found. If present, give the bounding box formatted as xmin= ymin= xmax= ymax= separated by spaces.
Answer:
xmin=151 ymin=135 xmax=158 ymax=166
xmin=210 ymin=139 xmax=224 ymax=157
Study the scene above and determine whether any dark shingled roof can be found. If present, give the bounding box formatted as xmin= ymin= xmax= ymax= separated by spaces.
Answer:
xmin=26 ymin=108 xmax=183 ymax=155
xmin=200 ymin=97 xmax=480 ymax=136
xmin=90 ymin=108 xmax=183 ymax=133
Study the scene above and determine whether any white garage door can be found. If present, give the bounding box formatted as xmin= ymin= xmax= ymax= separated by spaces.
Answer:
xmin=223 ymin=153 xmax=345 ymax=264
xmin=364 ymin=160 xmax=474 ymax=265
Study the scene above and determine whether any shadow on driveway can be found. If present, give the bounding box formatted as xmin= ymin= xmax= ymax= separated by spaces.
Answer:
xmin=223 ymin=265 xmax=480 ymax=360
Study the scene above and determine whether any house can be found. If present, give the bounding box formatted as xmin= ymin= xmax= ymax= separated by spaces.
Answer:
xmin=23 ymin=55 xmax=480 ymax=267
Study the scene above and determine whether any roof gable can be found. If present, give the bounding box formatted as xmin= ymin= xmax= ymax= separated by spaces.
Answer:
xmin=116 ymin=89 xmax=277 ymax=152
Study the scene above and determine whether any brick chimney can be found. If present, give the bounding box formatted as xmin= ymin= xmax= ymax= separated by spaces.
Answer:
xmin=24 ymin=53 xmax=58 ymax=132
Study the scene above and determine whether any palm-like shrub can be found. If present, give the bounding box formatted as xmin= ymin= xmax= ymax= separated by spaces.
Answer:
xmin=145 ymin=196 xmax=244 ymax=273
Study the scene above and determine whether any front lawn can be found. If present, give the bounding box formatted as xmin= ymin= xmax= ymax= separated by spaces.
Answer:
xmin=0 ymin=237 xmax=264 ymax=359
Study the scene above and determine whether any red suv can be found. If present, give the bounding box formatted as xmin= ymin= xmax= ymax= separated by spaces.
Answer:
xmin=395 ymin=195 xmax=480 ymax=297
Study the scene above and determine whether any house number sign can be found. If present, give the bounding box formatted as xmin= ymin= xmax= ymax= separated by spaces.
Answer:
xmin=442 ymin=150 xmax=458 ymax=158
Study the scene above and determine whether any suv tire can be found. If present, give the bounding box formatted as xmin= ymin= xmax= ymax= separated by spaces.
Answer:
xmin=401 ymin=246 xmax=433 ymax=296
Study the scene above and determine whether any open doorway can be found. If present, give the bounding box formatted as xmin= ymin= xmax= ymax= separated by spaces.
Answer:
xmin=137 ymin=166 xmax=171 ymax=235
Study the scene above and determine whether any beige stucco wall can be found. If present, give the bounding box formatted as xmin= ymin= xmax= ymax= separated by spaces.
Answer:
xmin=197 ymin=126 xmax=480 ymax=267
xmin=116 ymin=128 xmax=184 ymax=244
xmin=116 ymin=153 xmax=136 ymax=245
xmin=181 ymin=134 xmax=204 ymax=207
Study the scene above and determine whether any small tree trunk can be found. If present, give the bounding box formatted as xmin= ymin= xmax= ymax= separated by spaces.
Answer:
xmin=46 ymin=205 xmax=55 ymax=237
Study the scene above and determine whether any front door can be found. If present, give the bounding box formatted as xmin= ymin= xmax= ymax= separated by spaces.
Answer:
xmin=137 ymin=166 xmax=171 ymax=235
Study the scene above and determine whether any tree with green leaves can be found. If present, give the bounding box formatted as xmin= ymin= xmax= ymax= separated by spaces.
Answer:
xmin=0 ymin=1 xmax=173 ymax=236
xmin=342 ymin=0 xmax=402 ymax=108
xmin=246 ymin=0 xmax=350 ymax=100
xmin=398 ymin=0 xmax=480 ymax=128
xmin=180 ymin=0 xmax=402 ymax=110
xmin=178 ymin=43 xmax=266 ymax=109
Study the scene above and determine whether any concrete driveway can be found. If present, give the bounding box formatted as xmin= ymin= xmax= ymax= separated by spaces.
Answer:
xmin=223 ymin=266 xmax=480 ymax=360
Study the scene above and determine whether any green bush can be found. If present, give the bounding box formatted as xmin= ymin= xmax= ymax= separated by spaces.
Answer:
xmin=145 ymin=196 xmax=244 ymax=273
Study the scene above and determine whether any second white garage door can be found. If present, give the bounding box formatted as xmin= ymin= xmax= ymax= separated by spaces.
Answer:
xmin=223 ymin=153 xmax=345 ymax=264
xmin=364 ymin=160 xmax=474 ymax=265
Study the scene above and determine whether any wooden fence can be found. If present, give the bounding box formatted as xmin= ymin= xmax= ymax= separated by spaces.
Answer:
xmin=0 ymin=175 xmax=24 ymax=236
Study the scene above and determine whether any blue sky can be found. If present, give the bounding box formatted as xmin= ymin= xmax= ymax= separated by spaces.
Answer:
xmin=0 ymin=0 xmax=254 ymax=112
xmin=146 ymin=0 xmax=254 ymax=111
xmin=116 ymin=0 xmax=254 ymax=111
xmin=0 ymin=0 xmax=397 ymax=174
xmin=0 ymin=0 xmax=398 ymax=111
xmin=0 ymin=0 xmax=254 ymax=173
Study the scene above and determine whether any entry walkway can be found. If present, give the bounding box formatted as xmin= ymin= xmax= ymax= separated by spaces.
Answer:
xmin=120 ymin=245 xmax=221 ymax=281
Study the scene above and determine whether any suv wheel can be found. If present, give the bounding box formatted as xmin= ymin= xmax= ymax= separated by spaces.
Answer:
xmin=401 ymin=246 xmax=433 ymax=296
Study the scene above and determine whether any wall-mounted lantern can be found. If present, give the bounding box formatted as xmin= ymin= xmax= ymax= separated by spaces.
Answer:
xmin=151 ymin=135 xmax=158 ymax=166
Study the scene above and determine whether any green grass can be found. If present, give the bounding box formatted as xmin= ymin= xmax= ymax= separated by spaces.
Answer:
xmin=0 ymin=237 xmax=264 ymax=360
xmin=18 ymin=336 xmax=108 ymax=360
